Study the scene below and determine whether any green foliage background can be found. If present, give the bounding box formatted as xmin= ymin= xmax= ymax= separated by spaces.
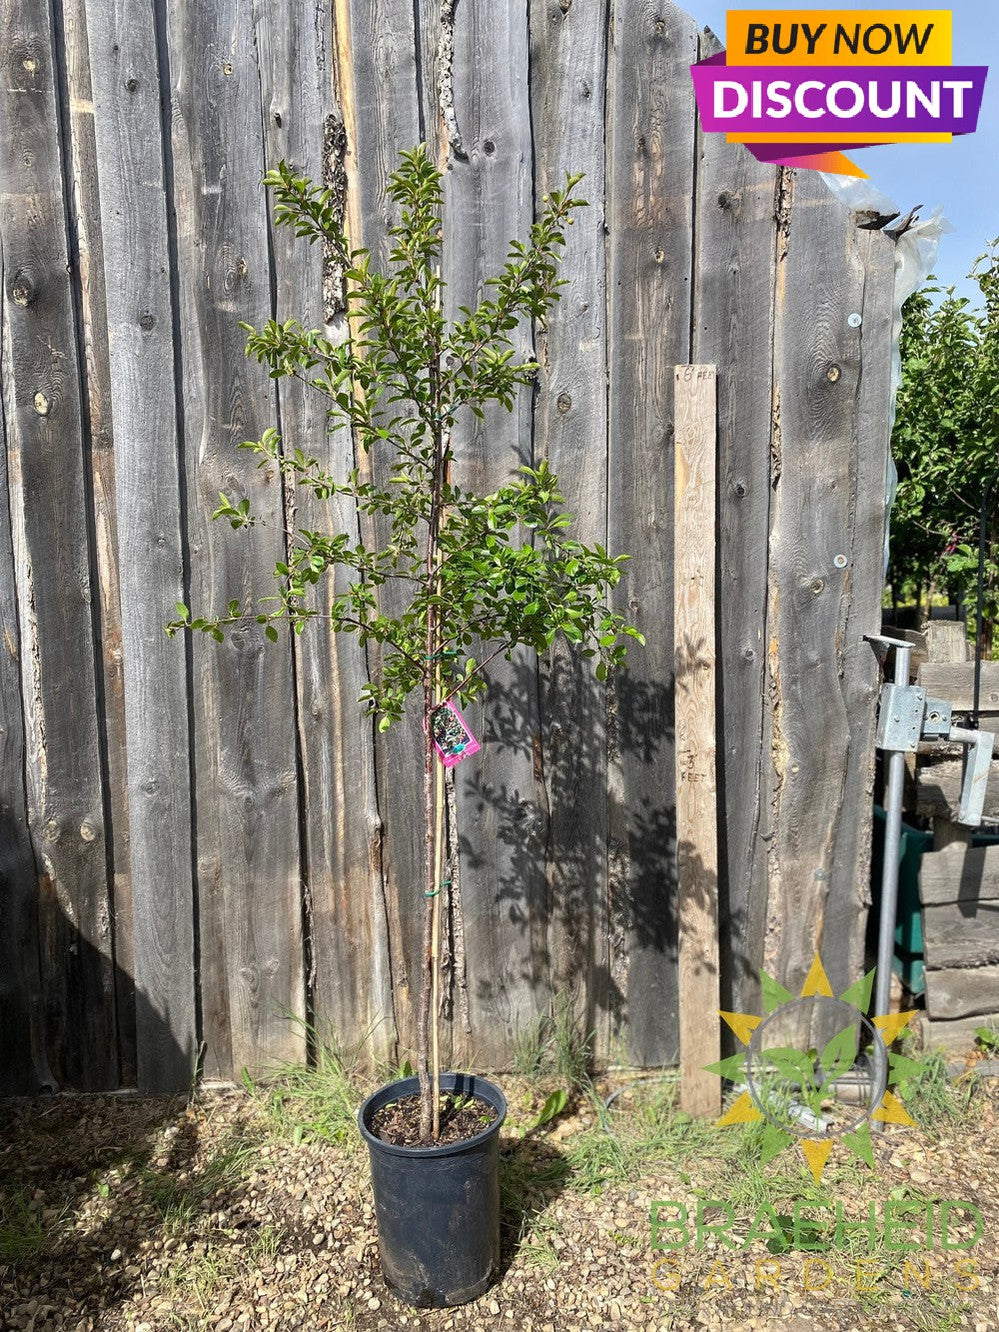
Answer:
xmin=889 ymin=240 xmax=999 ymax=640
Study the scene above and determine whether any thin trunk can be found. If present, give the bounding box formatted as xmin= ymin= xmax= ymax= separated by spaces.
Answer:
xmin=418 ymin=672 xmax=437 ymax=1140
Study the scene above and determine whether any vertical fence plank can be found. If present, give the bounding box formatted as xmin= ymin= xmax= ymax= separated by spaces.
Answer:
xmin=445 ymin=0 xmax=542 ymax=1068
xmin=335 ymin=0 xmax=422 ymax=1059
xmin=259 ymin=0 xmax=397 ymax=1061
xmin=168 ymin=0 xmax=304 ymax=1078
xmin=0 ymin=0 xmax=115 ymax=1089
xmin=606 ymin=0 xmax=698 ymax=1065
xmin=764 ymin=172 xmax=888 ymax=1004
xmin=0 ymin=254 xmax=48 ymax=1094
xmin=530 ymin=0 xmax=612 ymax=1051
xmin=691 ymin=25 xmax=780 ymax=1021
xmin=61 ymin=0 xmax=136 ymax=1083
xmin=674 ymin=364 xmax=721 ymax=1115
xmin=86 ymin=0 xmax=197 ymax=1091
xmin=832 ymin=226 xmax=895 ymax=975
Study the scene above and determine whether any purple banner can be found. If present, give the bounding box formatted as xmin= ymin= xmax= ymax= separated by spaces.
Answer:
xmin=691 ymin=61 xmax=987 ymax=137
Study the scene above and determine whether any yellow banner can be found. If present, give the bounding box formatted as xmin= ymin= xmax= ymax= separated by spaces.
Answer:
xmin=725 ymin=10 xmax=953 ymax=66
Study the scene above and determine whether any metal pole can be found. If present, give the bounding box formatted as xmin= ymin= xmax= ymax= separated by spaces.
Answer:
xmin=874 ymin=641 xmax=912 ymax=1024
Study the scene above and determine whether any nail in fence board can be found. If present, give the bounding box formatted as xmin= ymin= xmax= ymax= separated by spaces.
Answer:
xmin=674 ymin=365 xmax=721 ymax=1116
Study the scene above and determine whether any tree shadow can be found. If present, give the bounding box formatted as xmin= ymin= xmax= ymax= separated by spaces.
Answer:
xmin=451 ymin=640 xmax=735 ymax=1066
xmin=497 ymin=1127 xmax=571 ymax=1274
xmin=0 ymin=899 xmax=215 ymax=1324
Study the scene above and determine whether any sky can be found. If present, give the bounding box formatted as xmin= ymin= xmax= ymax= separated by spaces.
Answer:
xmin=686 ymin=1 xmax=998 ymax=305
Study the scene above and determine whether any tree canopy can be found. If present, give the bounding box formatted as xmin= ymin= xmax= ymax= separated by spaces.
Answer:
xmin=889 ymin=239 xmax=999 ymax=628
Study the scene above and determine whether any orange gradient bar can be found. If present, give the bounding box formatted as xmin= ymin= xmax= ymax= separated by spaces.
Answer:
xmin=727 ymin=130 xmax=952 ymax=142
xmin=726 ymin=10 xmax=952 ymax=66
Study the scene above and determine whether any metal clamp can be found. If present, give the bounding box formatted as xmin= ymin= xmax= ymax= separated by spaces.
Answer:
xmin=867 ymin=635 xmax=994 ymax=828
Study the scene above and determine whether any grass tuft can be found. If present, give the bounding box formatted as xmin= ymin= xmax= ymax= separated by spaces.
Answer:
xmin=0 ymin=1187 xmax=51 ymax=1264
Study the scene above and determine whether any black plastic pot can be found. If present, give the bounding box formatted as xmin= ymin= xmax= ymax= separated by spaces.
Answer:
xmin=358 ymin=1071 xmax=507 ymax=1308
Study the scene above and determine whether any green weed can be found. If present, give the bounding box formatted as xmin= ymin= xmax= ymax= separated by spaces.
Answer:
xmin=251 ymin=1019 xmax=370 ymax=1148
xmin=0 ymin=1186 xmax=50 ymax=1264
xmin=512 ymin=992 xmax=593 ymax=1089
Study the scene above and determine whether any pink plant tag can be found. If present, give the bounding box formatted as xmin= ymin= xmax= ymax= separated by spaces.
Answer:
xmin=431 ymin=701 xmax=480 ymax=768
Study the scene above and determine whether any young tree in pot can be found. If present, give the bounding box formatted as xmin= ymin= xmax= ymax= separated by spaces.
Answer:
xmin=168 ymin=145 xmax=642 ymax=1299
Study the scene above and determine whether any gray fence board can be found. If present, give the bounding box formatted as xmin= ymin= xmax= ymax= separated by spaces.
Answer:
xmin=1 ymin=0 xmax=116 ymax=1091
xmin=337 ymin=0 xmax=422 ymax=1060
xmin=763 ymin=173 xmax=892 ymax=1008
xmin=606 ymin=1 xmax=699 ymax=1065
xmin=168 ymin=0 xmax=304 ymax=1079
xmin=445 ymin=0 xmax=544 ymax=1070
xmin=86 ymin=0 xmax=197 ymax=1092
xmin=530 ymin=0 xmax=612 ymax=1050
xmin=260 ymin=0 xmax=399 ymax=1063
xmin=61 ymin=0 xmax=137 ymax=1087
xmin=691 ymin=27 xmax=778 ymax=1023
xmin=0 ymin=243 xmax=49 ymax=1095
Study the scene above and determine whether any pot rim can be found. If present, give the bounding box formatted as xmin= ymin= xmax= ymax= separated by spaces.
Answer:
xmin=358 ymin=1071 xmax=507 ymax=1159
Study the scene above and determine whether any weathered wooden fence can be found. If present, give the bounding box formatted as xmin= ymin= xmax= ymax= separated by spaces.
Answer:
xmin=0 ymin=0 xmax=895 ymax=1093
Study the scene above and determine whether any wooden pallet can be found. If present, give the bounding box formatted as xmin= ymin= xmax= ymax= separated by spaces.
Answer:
xmin=909 ymin=661 xmax=999 ymax=1049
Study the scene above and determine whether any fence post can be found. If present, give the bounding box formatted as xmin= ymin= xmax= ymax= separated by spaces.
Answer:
xmin=674 ymin=365 xmax=721 ymax=1116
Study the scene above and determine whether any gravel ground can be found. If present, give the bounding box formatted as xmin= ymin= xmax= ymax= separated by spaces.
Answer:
xmin=1 ymin=1063 xmax=997 ymax=1332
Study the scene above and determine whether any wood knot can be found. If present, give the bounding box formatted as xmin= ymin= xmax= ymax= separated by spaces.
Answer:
xmin=557 ymin=392 xmax=572 ymax=415
xmin=138 ymin=312 xmax=155 ymax=331
xmin=718 ymin=191 xmax=734 ymax=210
xmin=733 ymin=481 xmax=747 ymax=497
xmin=223 ymin=61 xmax=233 ymax=76
xmin=125 ymin=76 xmax=139 ymax=92
xmin=826 ymin=363 xmax=841 ymax=383
xmin=11 ymin=273 xmax=33 ymax=306
xmin=482 ymin=139 xmax=496 ymax=156
xmin=33 ymin=392 xmax=50 ymax=416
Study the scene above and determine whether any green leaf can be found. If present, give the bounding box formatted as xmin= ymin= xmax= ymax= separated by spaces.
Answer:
xmin=265 ymin=625 xmax=279 ymax=643
xmin=839 ymin=968 xmax=876 ymax=1012
xmin=759 ymin=969 xmax=794 ymax=1014
xmin=817 ymin=1025 xmax=858 ymax=1091
xmin=530 ymin=1089 xmax=569 ymax=1130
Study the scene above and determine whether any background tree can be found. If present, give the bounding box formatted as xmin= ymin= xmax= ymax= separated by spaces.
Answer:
xmin=889 ymin=239 xmax=999 ymax=644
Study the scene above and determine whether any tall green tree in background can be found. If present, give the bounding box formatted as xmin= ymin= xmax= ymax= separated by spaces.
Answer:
xmin=889 ymin=240 xmax=999 ymax=644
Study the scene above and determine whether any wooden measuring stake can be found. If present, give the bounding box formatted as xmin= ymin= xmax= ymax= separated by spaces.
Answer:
xmin=674 ymin=365 xmax=721 ymax=1117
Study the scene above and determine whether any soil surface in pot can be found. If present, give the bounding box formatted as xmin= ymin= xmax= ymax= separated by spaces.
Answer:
xmin=369 ymin=1091 xmax=498 ymax=1147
